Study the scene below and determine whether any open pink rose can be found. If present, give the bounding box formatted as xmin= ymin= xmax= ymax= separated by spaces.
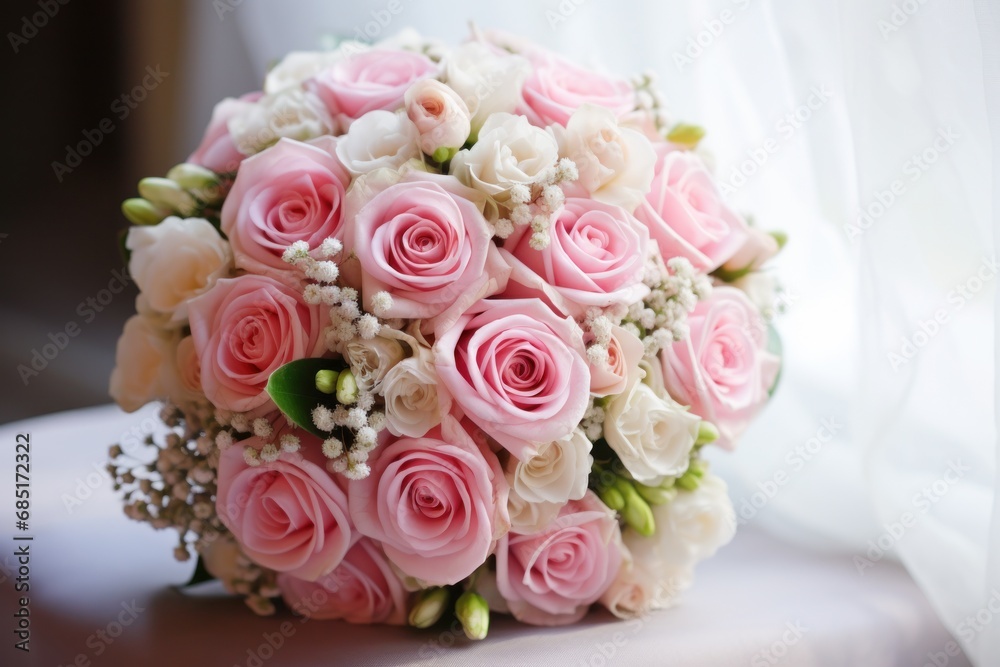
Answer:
xmin=588 ymin=325 xmax=645 ymax=398
xmin=635 ymin=145 xmax=749 ymax=272
xmin=221 ymin=137 xmax=351 ymax=280
xmin=661 ymin=286 xmax=780 ymax=448
xmin=187 ymin=92 xmax=262 ymax=174
xmin=496 ymin=491 xmax=624 ymax=626
xmin=216 ymin=425 xmax=352 ymax=580
xmin=433 ymin=299 xmax=590 ymax=460
xmin=518 ymin=54 xmax=634 ymax=127
xmin=278 ymin=538 xmax=408 ymax=624
xmin=348 ymin=417 xmax=509 ymax=586
xmin=311 ymin=49 xmax=437 ymax=128
xmin=188 ymin=274 xmax=325 ymax=414
xmin=501 ymin=197 xmax=650 ymax=318
xmin=347 ymin=173 xmax=510 ymax=329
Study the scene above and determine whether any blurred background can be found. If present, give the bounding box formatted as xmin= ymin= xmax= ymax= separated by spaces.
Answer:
xmin=0 ymin=1 xmax=258 ymax=422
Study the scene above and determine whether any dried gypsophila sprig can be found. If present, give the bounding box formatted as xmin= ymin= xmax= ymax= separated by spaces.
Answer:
xmin=110 ymin=400 xmax=281 ymax=614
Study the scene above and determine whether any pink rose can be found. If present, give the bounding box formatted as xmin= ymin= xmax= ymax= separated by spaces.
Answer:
xmin=278 ymin=538 xmax=408 ymax=624
xmin=348 ymin=417 xmax=509 ymax=586
xmin=501 ymin=197 xmax=650 ymax=318
xmin=221 ymin=137 xmax=351 ymax=280
xmin=187 ymin=92 xmax=262 ymax=174
xmin=661 ymin=286 xmax=780 ymax=448
xmin=347 ymin=172 xmax=510 ymax=328
xmin=311 ymin=49 xmax=437 ymax=128
xmin=588 ymin=325 xmax=645 ymax=398
xmin=495 ymin=491 xmax=624 ymax=626
xmin=635 ymin=145 xmax=749 ymax=272
xmin=518 ymin=55 xmax=634 ymax=127
xmin=188 ymin=274 xmax=325 ymax=414
xmin=216 ymin=425 xmax=352 ymax=580
xmin=434 ymin=299 xmax=590 ymax=461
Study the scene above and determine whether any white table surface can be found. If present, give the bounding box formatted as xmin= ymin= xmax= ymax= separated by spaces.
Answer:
xmin=0 ymin=405 xmax=971 ymax=667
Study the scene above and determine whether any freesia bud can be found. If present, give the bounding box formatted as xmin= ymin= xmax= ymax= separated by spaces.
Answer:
xmin=315 ymin=369 xmax=340 ymax=395
xmin=455 ymin=590 xmax=489 ymax=640
xmin=121 ymin=198 xmax=167 ymax=226
xmin=138 ymin=177 xmax=198 ymax=216
xmin=408 ymin=587 xmax=449 ymax=629
xmin=336 ymin=369 xmax=359 ymax=405
xmin=696 ymin=421 xmax=720 ymax=445
xmin=167 ymin=163 xmax=219 ymax=190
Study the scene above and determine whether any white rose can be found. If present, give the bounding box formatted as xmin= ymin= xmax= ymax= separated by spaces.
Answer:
xmin=382 ymin=345 xmax=441 ymax=438
xmin=228 ymin=88 xmax=335 ymax=155
xmin=264 ymin=50 xmax=343 ymax=95
xmin=335 ymin=110 xmax=420 ymax=176
xmin=450 ymin=112 xmax=558 ymax=197
xmin=405 ymin=79 xmax=471 ymax=155
xmin=603 ymin=369 xmax=699 ymax=484
xmin=649 ymin=473 xmax=737 ymax=567
xmin=126 ymin=217 xmax=231 ymax=324
xmin=506 ymin=473 xmax=564 ymax=534
xmin=444 ymin=42 xmax=530 ymax=134
xmin=109 ymin=314 xmax=178 ymax=412
xmin=510 ymin=429 xmax=592 ymax=504
xmin=344 ymin=331 xmax=409 ymax=393
xmin=553 ymin=104 xmax=655 ymax=213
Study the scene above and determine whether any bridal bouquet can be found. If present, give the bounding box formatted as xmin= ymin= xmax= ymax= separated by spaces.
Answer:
xmin=108 ymin=28 xmax=783 ymax=637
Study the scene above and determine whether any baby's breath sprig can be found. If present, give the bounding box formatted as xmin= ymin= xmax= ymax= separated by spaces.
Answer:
xmin=623 ymin=253 xmax=711 ymax=357
xmin=491 ymin=158 xmax=578 ymax=248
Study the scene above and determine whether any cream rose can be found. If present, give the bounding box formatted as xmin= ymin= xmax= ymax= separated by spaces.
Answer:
xmin=335 ymin=110 xmax=420 ymax=175
xmin=126 ymin=217 xmax=231 ymax=324
xmin=109 ymin=314 xmax=178 ymax=412
xmin=506 ymin=476 xmax=564 ymax=534
xmin=228 ymin=88 xmax=335 ymax=155
xmin=603 ymin=367 xmax=699 ymax=484
xmin=404 ymin=79 xmax=471 ymax=155
xmin=589 ymin=326 xmax=645 ymax=398
xmin=510 ymin=429 xmax=592 ymax=505
xmin=648 ymin=473 xmax=736 ymax=567
xmin=264 ymin=50 xmax=344 ymax=95
xmin=200 ymin=533 xmax=245 ymax=594
xmin=601 ymin=535 xmax=693 ymax=619
xmin=381 ymin=343 xmax=442 ymax=438
xmin=450 ymin=112 xmax=558 ymax=198
xmin=554 ymin=104 xmax=655 ymax=212
xmin=168 ymin=335 xmax=204 ymax=406
xmin=443 ymin=42 xmax=530 ymax=134
xmin=343 ymin=330 xmax=409 ymax=394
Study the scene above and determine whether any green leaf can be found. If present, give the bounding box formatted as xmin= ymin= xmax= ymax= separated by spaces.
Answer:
xmin=265 ymin=358 xmax=346 ymax=437
xmin=180 ymin=555 xmax=215 ymax=587
xmin=767 ymin=324 xmax=783 ymax=397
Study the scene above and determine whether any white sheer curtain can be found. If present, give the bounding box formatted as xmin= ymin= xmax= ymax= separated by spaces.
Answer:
xmin=184 ymin=1 xmax=999 ymax=662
